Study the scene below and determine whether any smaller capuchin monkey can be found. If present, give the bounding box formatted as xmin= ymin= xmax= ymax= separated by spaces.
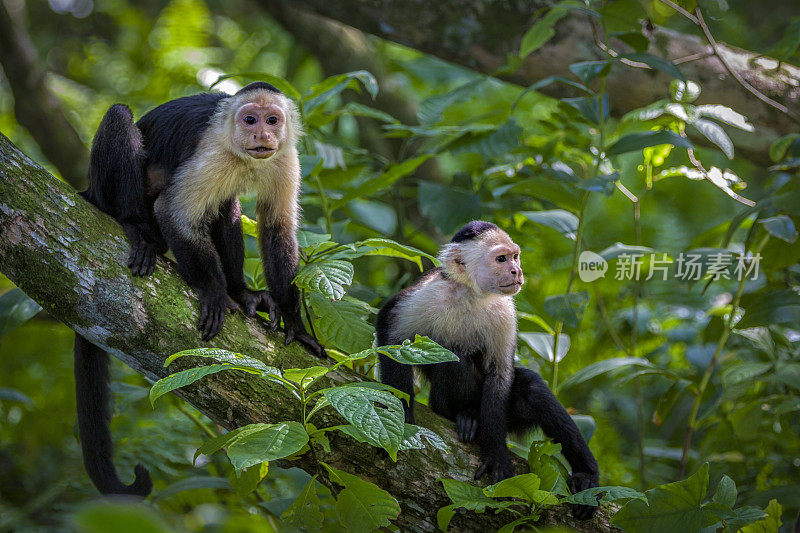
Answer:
xmin=75 ymin=82 xmax=322 ymax=497
xmin=377 ymin=221 xmax=600 ymax=519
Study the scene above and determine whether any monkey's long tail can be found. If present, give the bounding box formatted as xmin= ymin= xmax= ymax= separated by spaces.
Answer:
xmin=74 ymin=334 xmax=152 ymax=496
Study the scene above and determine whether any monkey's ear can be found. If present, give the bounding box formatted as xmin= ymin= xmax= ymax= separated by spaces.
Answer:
xmin=439 ymin=243 xmax=466 ymax=273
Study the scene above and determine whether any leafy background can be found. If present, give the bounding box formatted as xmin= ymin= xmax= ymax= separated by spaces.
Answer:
xmin=0 ymin=0 xmax=798 ymax=531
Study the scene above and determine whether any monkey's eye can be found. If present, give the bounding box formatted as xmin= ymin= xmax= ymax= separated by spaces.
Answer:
xmin=244 ymin=116 xmax=257 ymax=125
xmin=267 ymin=115 xmax=278 ymax=125
xmin=513 ymin=253 xmax=519 ymax=260
xmin=496 ymin=255 xmax=507 ymax=263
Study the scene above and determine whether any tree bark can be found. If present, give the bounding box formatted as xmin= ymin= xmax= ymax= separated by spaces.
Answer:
xmin=0 ymin=134 xmax=618 ymax=531
xmin=284 ymin=0 xmax=800 ymax=166
xmin=0 ymin=0 xmax=88 ymax=188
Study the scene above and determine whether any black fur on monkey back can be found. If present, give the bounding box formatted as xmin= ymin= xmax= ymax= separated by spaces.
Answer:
xmin=136 ymin=92 xmax=228 ymax=177
xmin=450 ymin=220 xmax=498 ymax=243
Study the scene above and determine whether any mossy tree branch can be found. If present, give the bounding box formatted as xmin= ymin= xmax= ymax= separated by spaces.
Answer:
xmin=0 ymin=134 xmax=618 ymax=532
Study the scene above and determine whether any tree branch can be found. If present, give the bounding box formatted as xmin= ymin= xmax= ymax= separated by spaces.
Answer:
xmin=284 ymin=0 xmax=800 ymax=166
xmin=0 ymin=134 xmax=618 ymax=532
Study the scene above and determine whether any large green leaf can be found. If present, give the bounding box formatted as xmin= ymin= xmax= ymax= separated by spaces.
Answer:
xmin=520 ymin=8 xmax=569 ymax=57
xmin=323 ymin=386 xmax=405 ymax=460
xmin=543 ymin=292 xmax=588 ymax=328
xmin=419 ymin=181 xmax=482 ymax=233
xmin=738 ymin=290 xmax=800 ymax=328
xmin=378 ymin=335 xmax=459 ymax=365
xmin=352 ymin=238 xmax=439 ymax=270
xmin=606 ymin=130 xmax=693 ymax=156
xmin=0 ymin=288 xmax=41 ymax=339
xmin=558 ymin=357 xmax=654 ymax=392
xmin=484 ymin=473 xmax=558 ymax=505
xmin=562 ymin=485 xmax=646 ymax=505
xmin=418 ymin=79 xmax=485 ymax=124
xmin=519 ymin=332 xmax=570 ymax=363
xmin=712 ymin=475 xmax=737 ymax=508
xmin=522 ymin=210 xmax=579 ymax=240
xmin=758 ymin=215 xmax=797 ymax=243
xmin=612 ymin=463 xmax=716 ymax=533
xmin=323 ymin=463 xmax=400 ymax=533
xmin=281 ymin=476 xmax=324 ymax=530
xmin=150 ymin=364 xmax=261 ymax=406
xmin=152 ymin=476 xmax=231 ymax=502
xmin=331 ymin=155 xmax=431 ymax=209
xmin=225 ymin=422 xmax=309 ymax=471
xmin=283 ymin=366 xmax=330 ymax=390
xmin=164 ymin=348 xmax=276 ymax=373
xmin=294 ymin=259 xmax=354 ymax=300
xmin=307 ymin=294 xmax=374 ymax=353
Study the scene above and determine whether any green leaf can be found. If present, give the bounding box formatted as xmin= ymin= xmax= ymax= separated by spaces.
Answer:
xmin=323 ymin=463 xmax=400 ymax=533
xmin=225 ymin=422 xmax=309 ymax=471
xmin=741 ymin=499 xmax=782 ymax=533
xmin=0 ymin=288 xmax=41 ymax=339
xmin=619 ymin=53 xmax=684 ymax=80
xmin=543 ymin=292 xmax=588 ymax=328
xmin=195 ymin=425 xmax=264 ymax=461
xmin=324 ymin=386 xmax=405 ymax=460
xmin=150 ymin=364 xmax=259 ymax=406
xmin=520 ymin=8 xmax=569 ymax=57
xmin=577 ymin=172 xmax=619 ymax=195
xmin=758 ymin=215 xmax=798 ymax=243
xmin=769 ymin=133 xmax=800 ymax=163
xmin=281 ymin=476 xmax=324 ymax=531
xmin=721 ymin=362 xmax=772 ymax=388
xmin=607 ymin=130 xmax=693 ymax=156
xmin=519 ymin=332 xmax=570 ymax=363
xmin=691 ymin=118 xmax=734 ymax=159
xmin=484 ymin=473 xmax=558 ymax=505
xmin=450 ymin=120 xmax=522 ymax=159
xmin=297 ymin=230 xmax=332 ymax=250
xmin=283 ymin=366 xmax=330 ymax=390
xmin=378 ymin=335 xmax=459 ymax=365
xmin=419 ymin=181 xmax=483 ymax=234
xmin=613 ymin=463 xmax=716 ymax=533
xmin=440 ymin=479 xmax=498 ymax=512
xmin=352 ymin=238 xmax=439 ymax=270
xmin=400 ymin=424 xmax=450 ymax=452
xmin=307 ymin=294 xmax=375 ymax=353
xmin=522 ymin=209 xmax=579 ymax=240
xmin=74 ymin=502 xmax=172 ymax=533
xmin=295 ymin=259 xmax=354 ymax=300
xmin=569 ymin=60 xmax=612 ymax=85
xmin=152 ymin=476 xmax=231 ymax=502
xmin=418 ymin=79 xmax=485 ymax=124
xmin=332 ymin=155 xmax=432 ymax=209
xmin=738 ymin=290 xmax=800 ymax=328
xmin=558 ymin=357 xmax=654 ymax=392
xmin=712 ymin=475 xmax=737 ymax=508
xmin=599 ymin=242 xmax=654 ymax=260
xmin=163 ymin=348 xmax=276 ymax=373
xmin=231 ymin=462 xmax=269 ymax=497
xmin=303 ymin=71 xmax=378 ymax=115
xmin=562 ymin=485 xmax=646 ymax=505
xmin=770 ymin=15 xmax=800 ymax=61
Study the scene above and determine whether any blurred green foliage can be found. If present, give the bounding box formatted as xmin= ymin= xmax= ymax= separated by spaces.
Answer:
xmin=1 ymin=0 xmax=799 ymax=531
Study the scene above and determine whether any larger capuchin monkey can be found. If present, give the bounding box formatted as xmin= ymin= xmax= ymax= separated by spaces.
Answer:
xmin=376 ymin=221 xmax=600 ymax=519
xmin=75 ymin=82 xmax=322 ymax=496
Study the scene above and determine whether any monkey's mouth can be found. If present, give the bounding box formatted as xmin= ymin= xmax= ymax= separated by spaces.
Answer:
xmin=246 ymin=146 xmax=277 ymax=158
xmin=500 ymin=281 xmax=522 ymax=288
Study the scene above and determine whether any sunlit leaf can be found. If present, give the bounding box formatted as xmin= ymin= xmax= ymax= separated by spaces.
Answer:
xmin=323 ymin=463 xmax=400 ymax=533
xmin=295 ymin=259 xmax=354 ymax=300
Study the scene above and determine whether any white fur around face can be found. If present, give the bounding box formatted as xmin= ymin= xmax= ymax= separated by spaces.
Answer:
xmin=170 ymin=89 xmax=302 ymax=236
xmin=389 ymin=273 xmax=517 ymax=379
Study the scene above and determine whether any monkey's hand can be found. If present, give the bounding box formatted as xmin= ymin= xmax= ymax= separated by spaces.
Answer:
xmin=198 ymin=289 xmax=236 ymax=341
xmin=567 ymin=471 xmax=600 ymax=520
xmin=474 ymin=451 xmax=515 ymax=483
xmin=127 ymin=241 xmax=157 ymax=277
xmin=455 ymin=411 xmax=478 ymax=443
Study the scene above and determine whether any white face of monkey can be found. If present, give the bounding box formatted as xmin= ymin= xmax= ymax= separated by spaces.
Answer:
xmin=232 ymin=95 xmax=289 ymax=160
xmin=441 ymin=229 xmax=524 ymax=296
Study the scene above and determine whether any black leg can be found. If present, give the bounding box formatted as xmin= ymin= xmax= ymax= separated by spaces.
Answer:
xmin=508 ymin=367 xmax=600 ymax=519
xmin=154 ymin=193 xmax=231 ymax=341
xmin=378 ymin=354 xmax=416 ymax=423
xmin=473 ymin=372 xmax=514 ymax=483
xmin=210 ymin=199 xmax=277 ymax=320
xmin=258 ymin=221 xmax=323 ymax=356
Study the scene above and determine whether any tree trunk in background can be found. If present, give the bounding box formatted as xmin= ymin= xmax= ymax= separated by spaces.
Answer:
xmin=285 ymin=0 xmax=800 ymax=166
xmin=0 ymin=0 xmax=88 ymax=188
xmin=0 ymin=133 xmax=619 ymax=531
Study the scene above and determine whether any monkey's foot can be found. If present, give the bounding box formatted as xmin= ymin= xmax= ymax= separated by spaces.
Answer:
xmin=127 ymin=241 xmax=157 ymax=277
xmin=233 ymin=289 xmax=278 ymax=322
xmin=198 ymin=290 xmax=233 ymax=341
xmin=284 ymin=320 xmax=326 ymax=358
xmin=455 ymin=411 xmax=478 ymax=442
xmin=567 ymin=471 xmax=600 ymax=520
xmin=475 ymin=452 xmax=514 ymax=483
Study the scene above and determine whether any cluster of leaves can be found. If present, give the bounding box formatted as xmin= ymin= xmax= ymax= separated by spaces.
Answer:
xmin=147 ymin=339 xmax=455 ymax=531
